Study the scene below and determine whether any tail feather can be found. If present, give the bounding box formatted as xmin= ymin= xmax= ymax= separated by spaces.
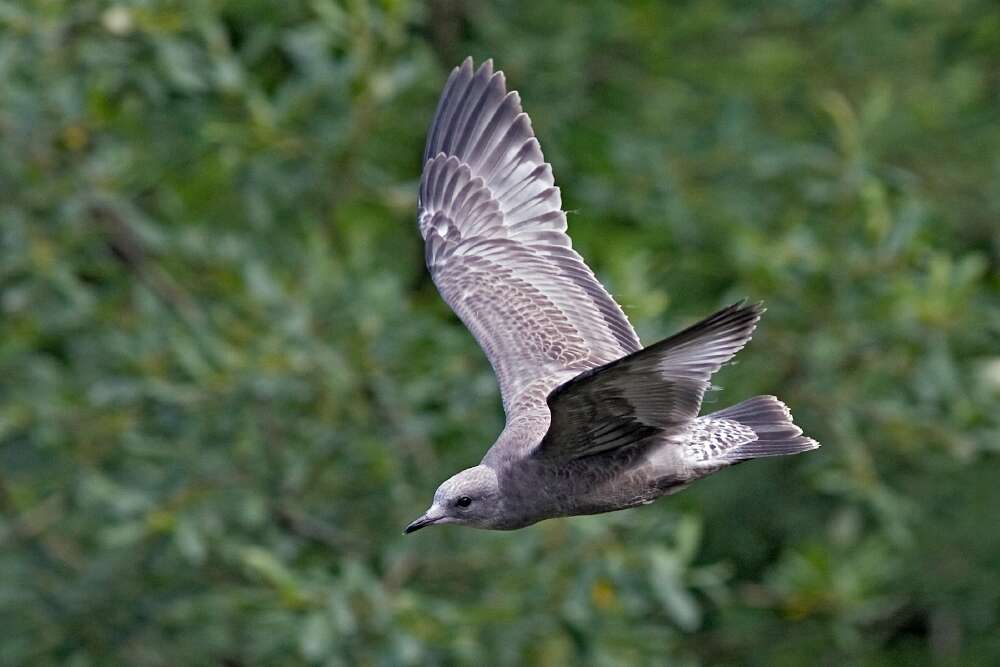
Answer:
xmin=699 ymin=395 xmax=819 ymax=462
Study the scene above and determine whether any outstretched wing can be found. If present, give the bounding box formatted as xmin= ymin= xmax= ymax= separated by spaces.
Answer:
xmin=534 ymin=302 xmax=763 ymax=461
xmin=418 ymin=58 xmax=640 ymax=416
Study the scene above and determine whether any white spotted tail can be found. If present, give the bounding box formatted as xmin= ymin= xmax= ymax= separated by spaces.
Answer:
xmin=685 ymin=395 xmax=819 ymax=468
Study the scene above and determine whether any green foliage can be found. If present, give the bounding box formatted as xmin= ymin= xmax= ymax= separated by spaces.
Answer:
xmin=1 ymin=0 xmax=998 ymax=664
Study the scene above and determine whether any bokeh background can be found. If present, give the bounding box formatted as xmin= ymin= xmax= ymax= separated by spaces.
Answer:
xmin=2 ymin=1 xmax=999 ymax=664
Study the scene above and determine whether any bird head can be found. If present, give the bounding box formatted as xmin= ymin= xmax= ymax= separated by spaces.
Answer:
xmin=404 ymin=465 xmax=502 ymax=533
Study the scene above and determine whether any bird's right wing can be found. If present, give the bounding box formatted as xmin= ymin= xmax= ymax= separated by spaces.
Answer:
xmin=418 ymin=58 xmax=641 ymax=417
xmin=533 ymin=302 xmax=764 ymax=461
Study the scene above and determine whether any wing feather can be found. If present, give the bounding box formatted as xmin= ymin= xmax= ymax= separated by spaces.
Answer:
xmin=535 ymin=302 xmax=764 ymax=460
xmin=418 ymin=58 xmax=641 ymax=416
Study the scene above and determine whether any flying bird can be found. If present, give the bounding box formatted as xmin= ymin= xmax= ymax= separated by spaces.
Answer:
xmin=405 ymin=58 xmax=818 ymax=534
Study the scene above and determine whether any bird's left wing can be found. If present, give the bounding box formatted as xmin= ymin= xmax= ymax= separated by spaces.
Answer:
xmin=418 ymin=58 xmax=641 ymax=417
xmin=534 ymin=302 xmax=763 ymax=461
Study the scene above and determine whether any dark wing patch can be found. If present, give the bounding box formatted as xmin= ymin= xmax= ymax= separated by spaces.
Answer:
xmin=535 ymin=301 xmax=764 ymax=461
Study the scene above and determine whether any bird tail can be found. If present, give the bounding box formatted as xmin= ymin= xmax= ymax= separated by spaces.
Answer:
xmin=701 ymin=395 xmax=819 ymax=462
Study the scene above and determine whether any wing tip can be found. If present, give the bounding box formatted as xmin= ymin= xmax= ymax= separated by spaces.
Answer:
xmin=721 ymin=299 xmax=766 ymax=341
xmin=459 ymin=56 xmax=499 ymax=78
xmin=725 ymin=298 xmax=766 ymax=320
xmin=426 ymin=56 xmax=525 ymax=167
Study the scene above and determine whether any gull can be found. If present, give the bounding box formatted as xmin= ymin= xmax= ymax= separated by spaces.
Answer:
xmin=404 ymin=58 xmax=818 ymax=534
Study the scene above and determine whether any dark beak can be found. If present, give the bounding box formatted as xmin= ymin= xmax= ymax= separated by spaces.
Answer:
xmin=403 ymin=513 xmax=438 ymax=534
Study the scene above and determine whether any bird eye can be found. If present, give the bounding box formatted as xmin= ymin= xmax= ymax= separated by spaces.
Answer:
xmin=456 ymin=496 xmax=472 ymax=508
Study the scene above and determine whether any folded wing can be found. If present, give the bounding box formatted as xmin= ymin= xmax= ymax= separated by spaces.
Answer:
xmin=418 ymin=58 xmax=641 ymax=416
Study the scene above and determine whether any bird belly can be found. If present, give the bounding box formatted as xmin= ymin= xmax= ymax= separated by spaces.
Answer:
xmin=522 ymin=439 xmax=690 ymax=520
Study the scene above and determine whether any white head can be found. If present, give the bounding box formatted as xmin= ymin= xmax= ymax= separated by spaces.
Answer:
xmin=404 ymin=465 xmax=503 ymax=533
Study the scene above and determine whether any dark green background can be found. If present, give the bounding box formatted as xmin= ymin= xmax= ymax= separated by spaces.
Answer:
xmin=2 ymin=1 xmax=998 ymax=664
